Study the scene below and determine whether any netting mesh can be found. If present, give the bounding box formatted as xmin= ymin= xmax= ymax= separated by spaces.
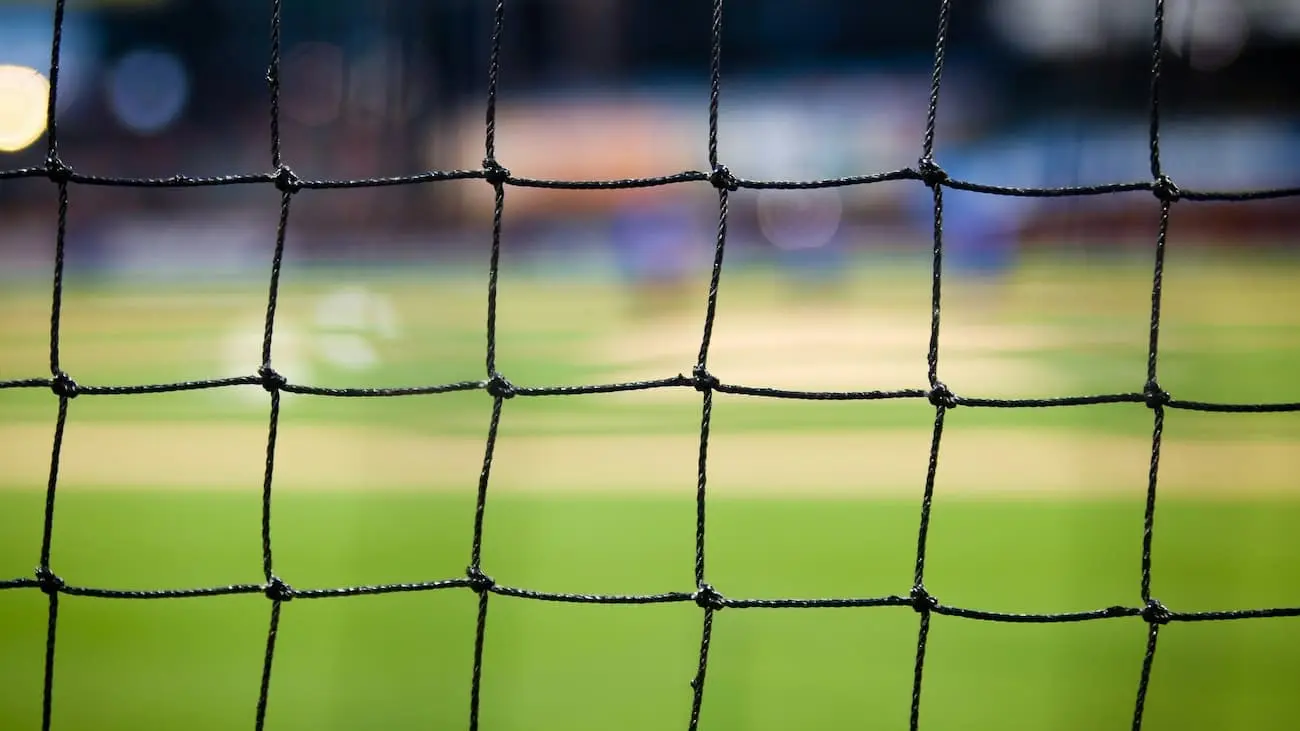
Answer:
xmin=3 ymin=0 xmax=1300 ymax=729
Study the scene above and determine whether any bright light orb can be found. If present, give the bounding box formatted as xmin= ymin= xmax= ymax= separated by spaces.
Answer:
xmin=0 ymin=65 xmax=50 ymax=153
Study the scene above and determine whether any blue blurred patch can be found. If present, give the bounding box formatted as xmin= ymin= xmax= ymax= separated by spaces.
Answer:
xmin=609 ymin=202 xmax=708 ymax=283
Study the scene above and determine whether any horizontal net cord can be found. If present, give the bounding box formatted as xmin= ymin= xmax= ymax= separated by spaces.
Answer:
xmin=4 ymin=375 xmax=1299 ymax=413
xmin=4 ymin=161 xmax=1299 ymax=201
xmin=4 ymin=577 xmax=1300 ymax=625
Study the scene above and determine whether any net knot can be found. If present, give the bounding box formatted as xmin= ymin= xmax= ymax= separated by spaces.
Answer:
xmin=35 ymin=568 xmax=65 ymax=595
xmin=264 ymin=576 xmax=294 ymax=602
xmin=1143 ymin=380 xmax=1171 ymax=409
xmin=467 ymin=566 xmax=496 ymax=593
xmin=692 ymin=366 xmax=720 ymax=393
xmin=274 ymin=165 xmax=301 ymax=193
xmin=50 ymin=371 xmax=79 ymax=399
xmin=916 ymin=157 xmax=948 ymax=188
xmin=693 ymin=582 xmax=725 ymax=610
xmin=928 ymin=382 xmax=956 ymax=409
xmin=1142 ymin=598 xmax=1172 ymax=625
xmin=482 ymin=159 xmax=510 ymax=186
xmin=486 ymin=373 xmax=516 ymax=399
xmin=910 ymin=585 xmax=938 ymax=613
xmin=709 ymin=164 xmax=739 ymax=192
xmin=258 ymin=366 xmax=287 ymax=393
xmin=1152 ymin=175 xmax=1181 ymax=203
xmin=45 ymin=155 xmax=74 ymax=184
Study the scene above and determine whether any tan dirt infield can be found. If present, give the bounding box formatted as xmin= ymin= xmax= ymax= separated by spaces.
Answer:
xmin=0 ymin=422 xmax=1295 ymax=499
xmin=591 ymin=309 xmax=1090 ymax=401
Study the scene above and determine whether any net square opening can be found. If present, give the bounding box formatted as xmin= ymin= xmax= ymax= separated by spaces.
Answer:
xmin=269 ymin=189 xmax=488 ymax=393
xmin=933 ymin=186 xmax=1154 ymax=405
xmin=60 ymin=15 xmax=269 ymax=181
xmin=46 ymin=594 xmax=267 ymax=731
xmin=50 ymin=183 xmax=282 ymax=389
xmin=920 ymin=616 xmax=1146 ymax=730
xmin=274 ymin=2 xmax=490 ymax=184
xmin=921 ymin=405 xmax=1150 ymax=614
xmin=1139 ymin=618 xmax=1300 ymax=730
xmin=1156 ymin=218 xmax=1300 ymax=405
xmin=704 ymin=396 xmax=933 ymax=599
xmin=704 ymin=608 xmax=917 ymax=730
xmin=1148 ymin=411 xmax=1300 ymax=611
xmin=480 ymin=182 xmax=716 ymax=388
xmin=710 ymin=180 xmax=933 ymax=396
xmin=269 ymin=392 xmax=483 ymax=589
xmin=42 ymin=391 xmax=266 ymax=590
xmin=479 ymin=390 xmax=699 ymax=597
xmin=263 ymin=590 xmax=478 ymax=730
xmin=477 ymin=600 xmax=700 ymax=731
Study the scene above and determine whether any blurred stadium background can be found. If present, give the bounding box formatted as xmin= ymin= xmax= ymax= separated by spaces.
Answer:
xmin=2 ymin=0 xmax=1300 ymax=730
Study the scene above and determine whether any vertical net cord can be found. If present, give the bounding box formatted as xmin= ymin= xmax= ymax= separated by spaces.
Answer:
xmin=253 ymin=0 xmax=296 ymax=728
xmin=686 ymin=1 xmax=730 ymax=729
xmin=37 ymin=1 xmax=70 ymax=730
xmin=909 ymin=2 xmax=954 ymax=729
xmin=468 ymin=3 xmax=509 ymax=730
xmin=1132 ymin=1 xmax=1176 ymax=728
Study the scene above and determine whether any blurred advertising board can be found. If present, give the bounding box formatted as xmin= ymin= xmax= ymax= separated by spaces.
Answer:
xmin=434 ymin=72 xmax=953 ymax=221
xmin=438 ymin=93 xmax=701 ymax=220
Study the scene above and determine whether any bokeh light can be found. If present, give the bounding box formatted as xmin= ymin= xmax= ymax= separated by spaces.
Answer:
xmin=106 ymin=48 xmax=189 ymax=136
xmin=0 ymin=9 xmax=99 ymax=119
xmin=757 ymin=187 xmax=844 ymax=251
xmin=1167 ymin=0 xmax=1249 ymax=72
xmin=0 ymin=64 xmax=49 ymax=152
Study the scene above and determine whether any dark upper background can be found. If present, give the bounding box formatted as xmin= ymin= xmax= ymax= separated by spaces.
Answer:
xmin=1 ymin=0 xmax=1297 ymax=274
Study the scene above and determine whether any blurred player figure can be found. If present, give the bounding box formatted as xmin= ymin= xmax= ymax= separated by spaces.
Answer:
xmin=609 ymin=197 xmax=709 ymax=318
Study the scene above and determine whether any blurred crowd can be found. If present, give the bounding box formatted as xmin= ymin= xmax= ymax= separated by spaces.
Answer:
xmin=1 ymin=0 xmax=1298 ymax=278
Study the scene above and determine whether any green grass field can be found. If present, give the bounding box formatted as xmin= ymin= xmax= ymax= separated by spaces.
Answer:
xmin=2 ymin=250 xmax=1300 ymax=730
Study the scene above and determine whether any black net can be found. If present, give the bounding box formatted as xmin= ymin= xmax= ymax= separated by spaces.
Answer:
xmin=3 ymin=0 xmax=1300 ymax=730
